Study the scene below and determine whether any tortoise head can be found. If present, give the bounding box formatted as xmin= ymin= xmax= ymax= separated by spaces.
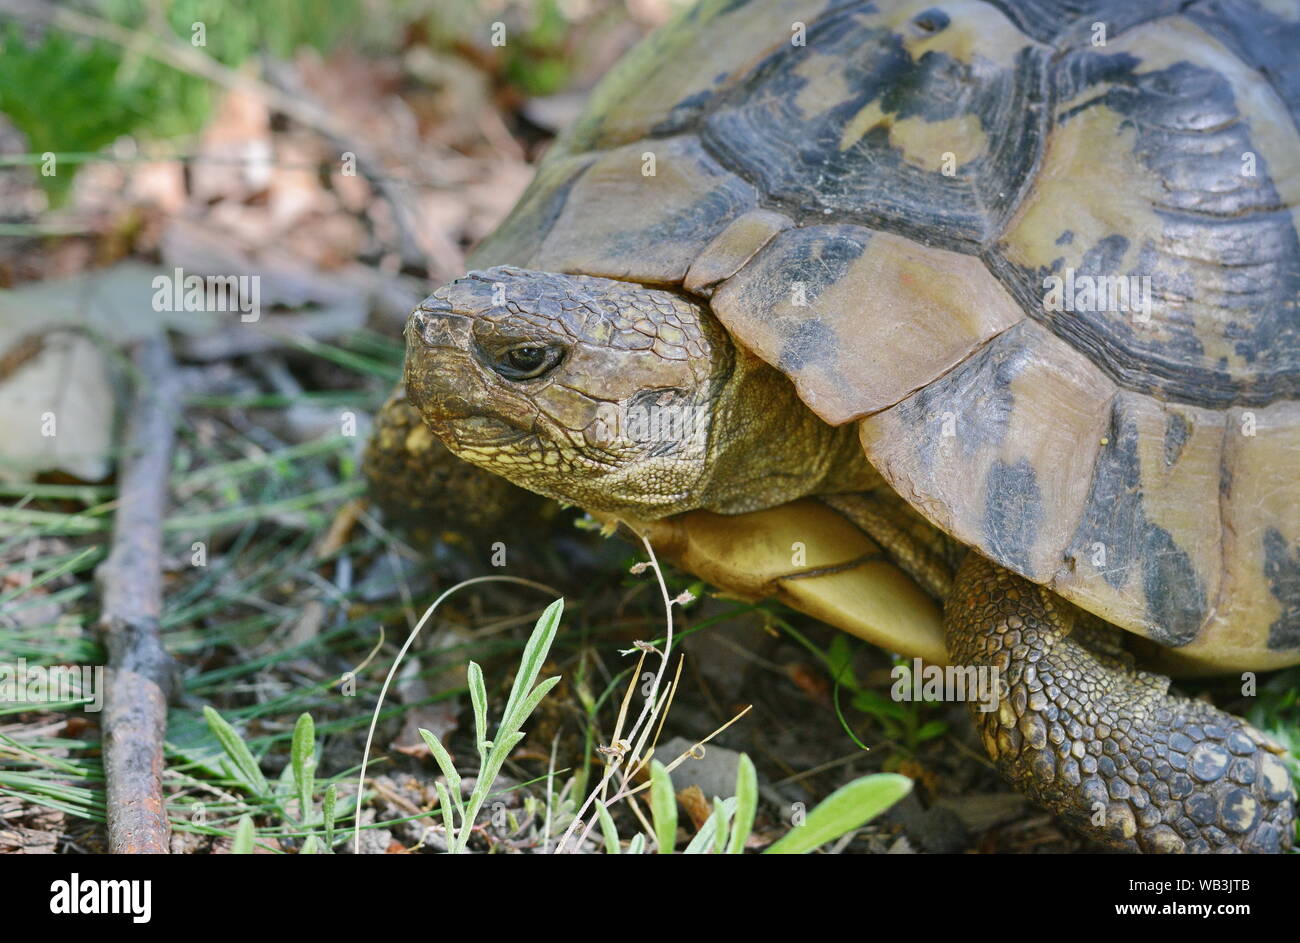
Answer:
xmin=404 ymin=266 xmax=875 ymax=519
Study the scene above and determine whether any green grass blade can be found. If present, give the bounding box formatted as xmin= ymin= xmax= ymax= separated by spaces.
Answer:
xmin=468 ymin=660 xmax=489 ymax=763
xmin=713 ymin=797 xmax=732 ymax=854
xmin=650 ymin=760 xmax=677 ymax=854
xmin=683 ymin=796 xmax=736 ymax=854
xmin=291 ymin=713 xmax=316 ymax=819
xmin=231 ymin=815 xmax=256 ymax=854
xmin=597 ymin=802 xmax=620 ymax=854
xmin=511 ymin=676 xmax=562 ymax=734
xmin=500 ymin=598 xmax=563 ymax=725
xmin=203 ymin=706 xmax=269 ymax=797
xmin=763 ymin=773 xmax=912 ymax=855
xmin=323 ymin=784 xmax=338 ymax=846
xmin=726 ymin=753 xmax=757 ymax=855
xmin=435 ymin=781 xmax=456 ymax=846
xmin=418 ymin=728 xmax=463 ymax=813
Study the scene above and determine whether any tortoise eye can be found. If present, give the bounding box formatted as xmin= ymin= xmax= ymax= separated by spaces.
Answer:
xmin=494 ymin=343 xmax=564 ymax=380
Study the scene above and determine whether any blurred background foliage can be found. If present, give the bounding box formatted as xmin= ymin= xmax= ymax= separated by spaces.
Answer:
xmin=0 ymin=0 xmax=680 ymax=204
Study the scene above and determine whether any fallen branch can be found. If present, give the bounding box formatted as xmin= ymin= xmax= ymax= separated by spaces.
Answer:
xmin=98 ymin=336 xmax=181 ymax=854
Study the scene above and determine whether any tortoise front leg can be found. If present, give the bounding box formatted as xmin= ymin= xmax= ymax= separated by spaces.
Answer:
xmin=945 ymin=553 xmax=1295 ymax=853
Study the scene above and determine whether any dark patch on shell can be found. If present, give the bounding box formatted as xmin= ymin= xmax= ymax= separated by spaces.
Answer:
xmin=652 ymin=88 xmax=716 ymax=137
xmin=762 ymin=225 xmax=865 ymax=306
xmin=714 ymin=0 xmax=762 ymax=18
xmin=980 ymin=0 xmax=1186 ymax=46
xmin=1263 ymin=528 xmax=1300 ymax=651
xmin=562 ymin=0 xmax=865 ymax=153
xmin=1162 ymin=411 xmax=1190 ymax=467
xmin=1143 ymin=527 xmax=1207 ymax=648
xmin=910 ymin=8 xmax=950 ymax=33
xmin=1078 ymin=233 xmax=1128 ymax=274
xmin=601 ymin=148 xmax=758 ymax=269
xmin=892 ymin=322 xmax=1036 ymax=478
xmin=984 ymin=457 xmax=1043 ymax=574
xmin=708 ymin=223 xmax=863 ymax=377
xmin=777 ymin=319 xmax=840 ymax=373
xmin=1188 ymin=0 xmax=1300 ymax=128
xmin=701 ymin=4 xmax=1050 ymax=250
xmin=1066 ymin=401 xmax=1206 ymax=645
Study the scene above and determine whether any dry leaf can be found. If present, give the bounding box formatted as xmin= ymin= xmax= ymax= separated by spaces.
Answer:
xmin=675 ymin=784 xmax=713 ymax=831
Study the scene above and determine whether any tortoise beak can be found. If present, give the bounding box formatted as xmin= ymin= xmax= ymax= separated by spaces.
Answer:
xmin=404 ymin=308 xmax=482 ymax=424
xmin=406 ymin=354 xmax=484 ymax=425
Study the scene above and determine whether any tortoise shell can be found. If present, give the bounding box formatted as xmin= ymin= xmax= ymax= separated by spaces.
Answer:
xmin=469 ymin=0 xmax=1300 ymax=671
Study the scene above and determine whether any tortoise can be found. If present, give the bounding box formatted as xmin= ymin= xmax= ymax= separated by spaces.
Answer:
xmin=366 ymin=0 xmax=1300 ymax=852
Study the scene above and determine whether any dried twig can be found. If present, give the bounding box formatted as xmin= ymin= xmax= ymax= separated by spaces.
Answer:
xmin=551 ymin=533 xmax=755 ymax=853
xmin=98 ymin=337 xmax=181 ymax=854
xmin=555 ymin=534 xmax=681 ymax=853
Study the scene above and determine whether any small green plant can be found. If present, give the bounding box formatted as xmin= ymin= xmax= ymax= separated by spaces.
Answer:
xmin=616 ymin=752 xmax=911 ymax=854
xmin=762 ymin=772 xmax=912 ymax=854
xmin=822 ymin=635 xmax=948 ymax=755
xmin=397 ymin=563 xmax=913 ymax=854
xmin=501 ymin=0 xmax=574 ymax=96
xmin=409 ymin=635 xmax=911 ymax=854
xmin=202 ymin=706 xmax=344 ymax=853
xmin=0 ymin=26 xmax=160 ymax=205
xmin=417 ymin=598 xmax=565 ymax=854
